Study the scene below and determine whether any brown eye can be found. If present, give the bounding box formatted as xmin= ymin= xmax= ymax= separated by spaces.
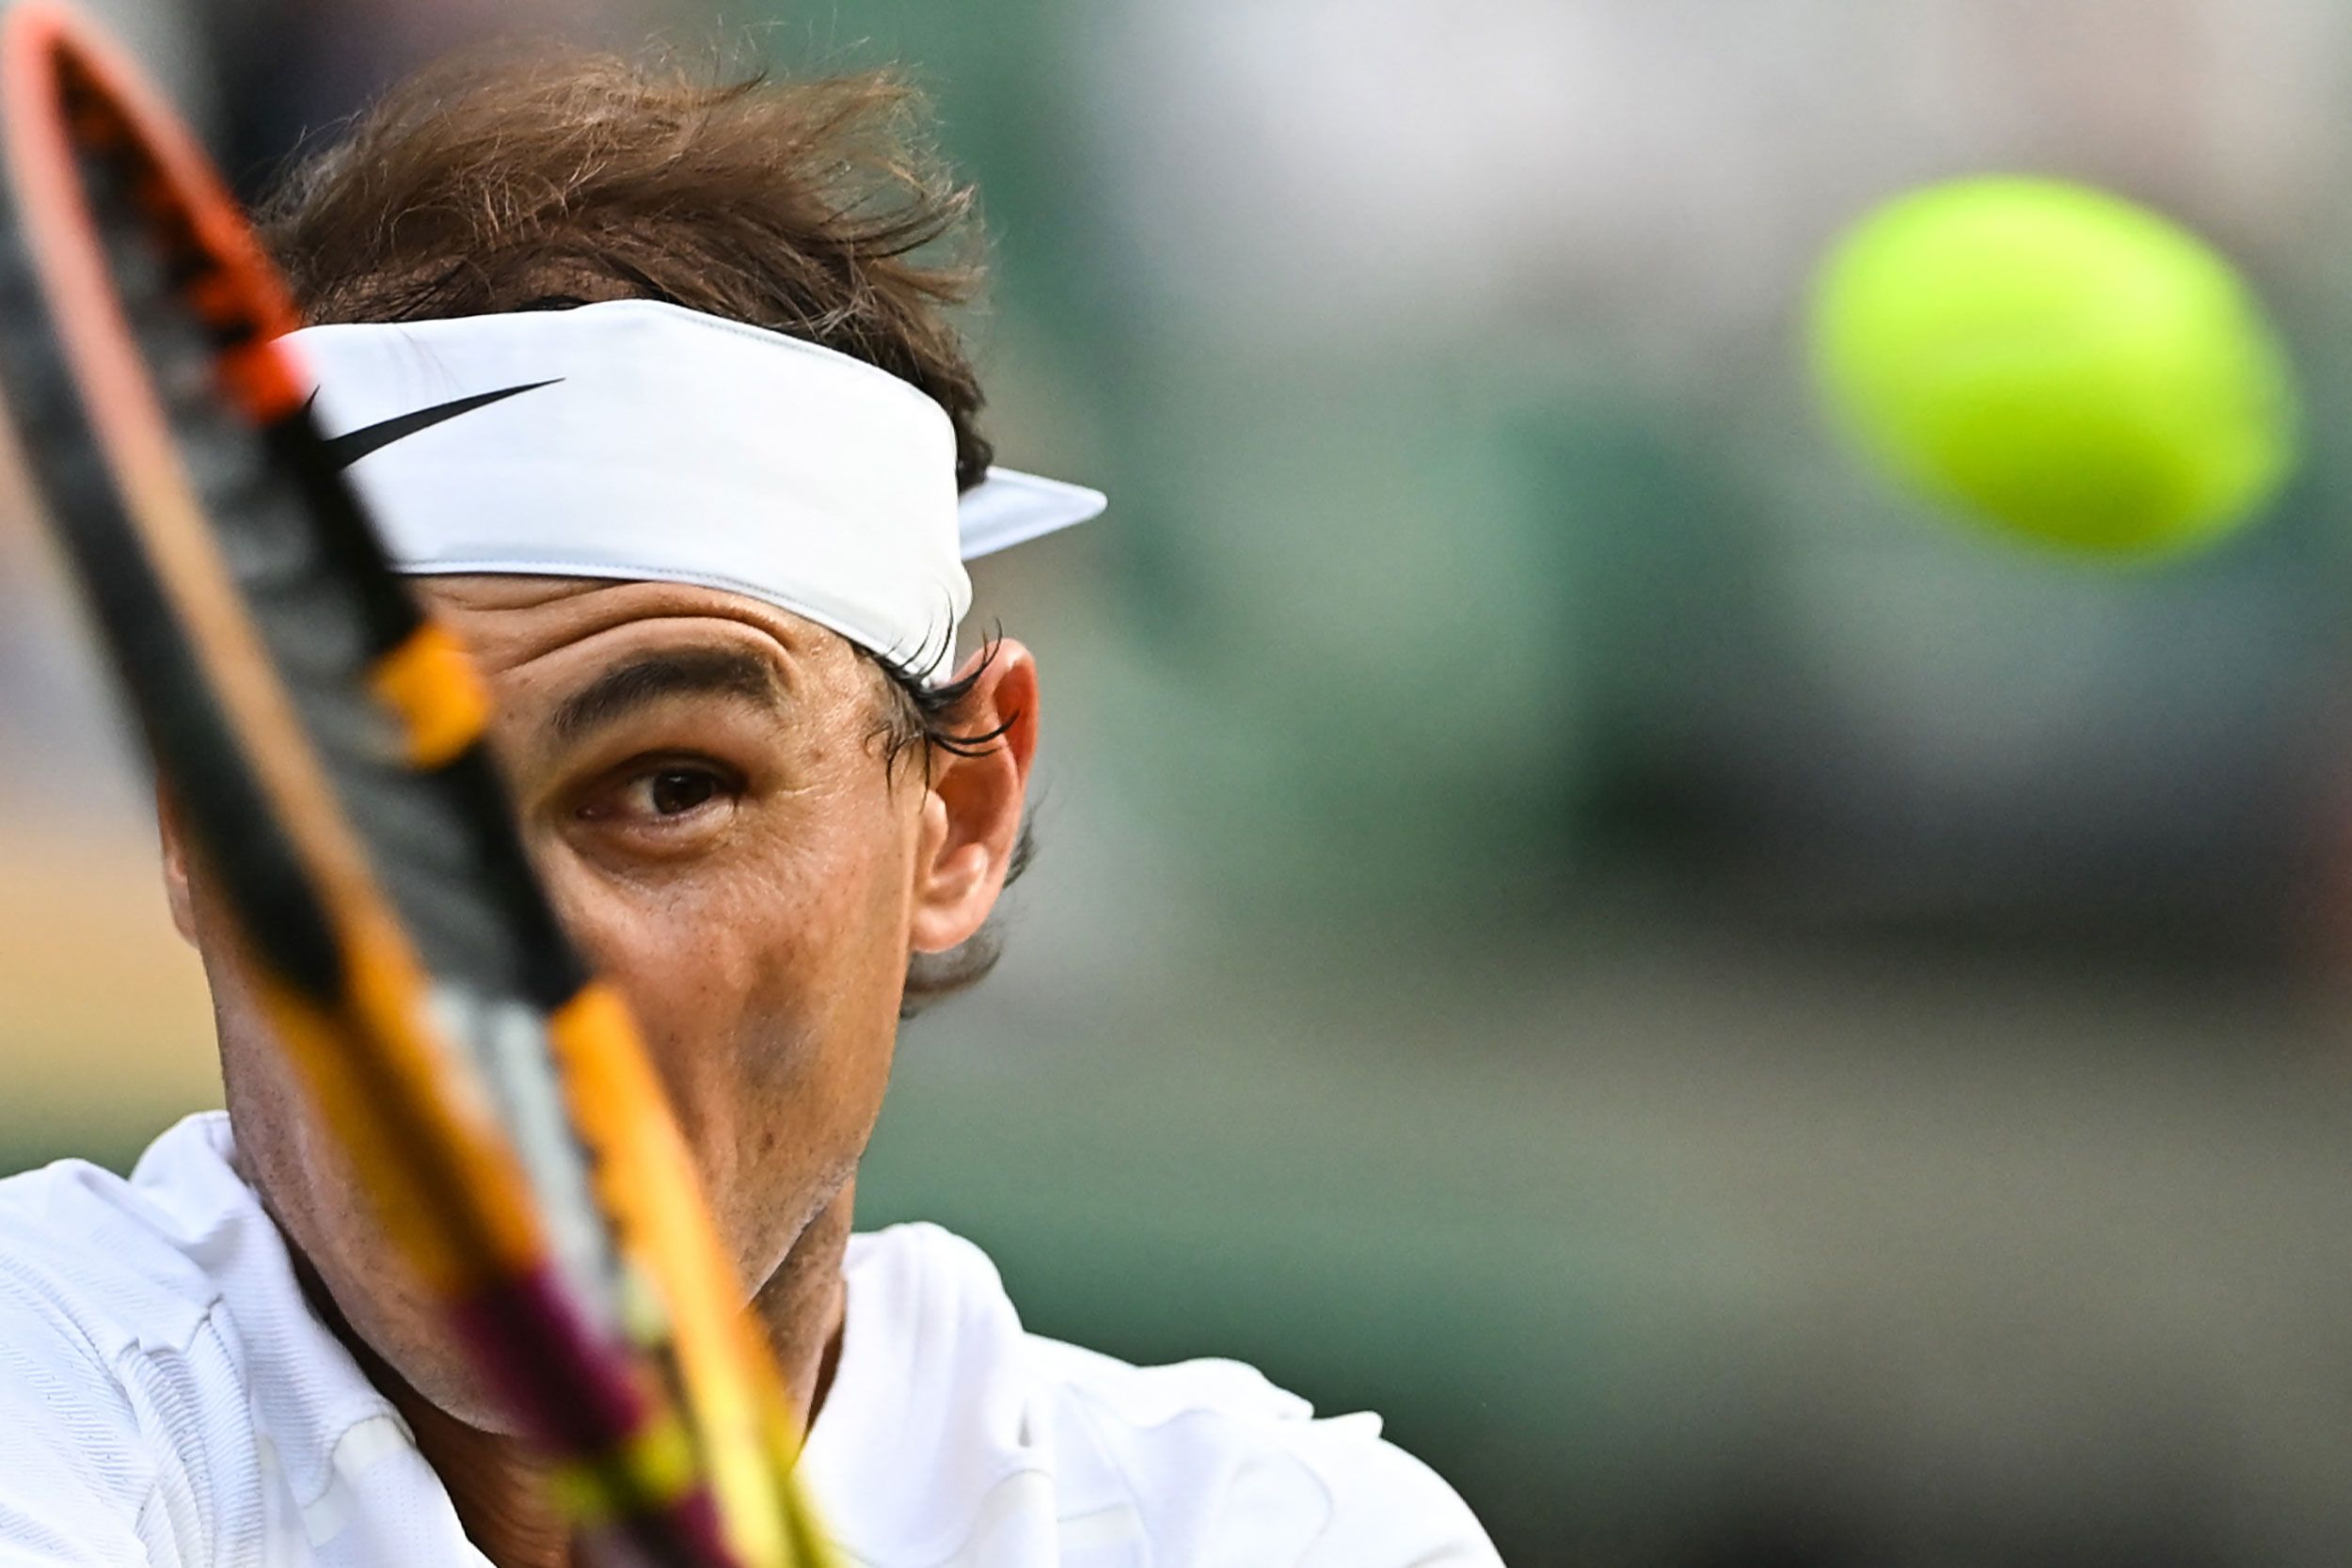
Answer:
xmin=572 ymin=759 xmax=742 ymax=839
xmin=646 ymin=768 xmax=718 ymax=816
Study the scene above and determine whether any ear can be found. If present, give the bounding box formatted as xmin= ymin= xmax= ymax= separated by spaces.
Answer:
xmin=909 ymin=639 xmax=1039 ymax=955
xmin=157 ymin=786 xmax=199 ymax=945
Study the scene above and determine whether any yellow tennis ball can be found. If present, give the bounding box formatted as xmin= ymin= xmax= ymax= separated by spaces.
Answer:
xmin=1810 ymin=175 xmax=2299 ymax=557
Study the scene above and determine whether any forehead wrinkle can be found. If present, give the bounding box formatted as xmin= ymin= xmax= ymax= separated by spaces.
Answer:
xmin=420 ymin=576 xmax=831 ymax=681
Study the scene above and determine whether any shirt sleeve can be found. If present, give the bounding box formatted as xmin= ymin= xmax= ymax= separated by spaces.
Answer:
xmin=1286 ymin=1414 xmax=1503 ymax=1568
xmin=1034 ymin=1339 xmax=1505 ymax=1568
xmin=0 ymin=1277 xmax=173 ymax=1568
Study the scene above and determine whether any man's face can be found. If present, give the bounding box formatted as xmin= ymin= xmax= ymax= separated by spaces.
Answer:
xmin=164 ymin=574 xmax=1035 ymax=1430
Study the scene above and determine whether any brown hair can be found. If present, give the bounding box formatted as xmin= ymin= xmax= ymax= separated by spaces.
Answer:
xmin=258 ymin=49 xmax=1021 ymax=1012
xmin=259 ymin=50 xmax=993 ymax=486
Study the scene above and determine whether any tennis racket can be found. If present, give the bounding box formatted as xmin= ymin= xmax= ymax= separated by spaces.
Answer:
xmin=0 ymin=7 xmax=833 ymax=1565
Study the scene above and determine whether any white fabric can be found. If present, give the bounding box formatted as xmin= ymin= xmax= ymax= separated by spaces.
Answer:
xmin=285 ymin=302 xmax=1106 ymax=686
xmin=0 ymin=1115 xmax=1501 ymax=1567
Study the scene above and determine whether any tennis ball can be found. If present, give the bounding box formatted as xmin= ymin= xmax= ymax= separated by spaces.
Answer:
xmin=1810 ymin=175 xmax=2298 ymax=557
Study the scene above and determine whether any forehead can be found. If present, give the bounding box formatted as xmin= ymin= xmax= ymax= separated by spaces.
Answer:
xmin=411 ymin=572 xmax=873 ymax=713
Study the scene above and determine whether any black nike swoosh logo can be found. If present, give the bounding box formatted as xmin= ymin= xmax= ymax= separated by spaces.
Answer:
xmin=320 ymin=378 xmax=563 ymax=468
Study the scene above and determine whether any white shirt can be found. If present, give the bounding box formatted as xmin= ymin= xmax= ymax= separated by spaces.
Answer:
xmin=0 ymin=1115 xmax=1500 ymax=1567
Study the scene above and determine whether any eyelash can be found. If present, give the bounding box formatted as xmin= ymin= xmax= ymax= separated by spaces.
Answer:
xmin=575 ymin=755 xmax=744 ymax=827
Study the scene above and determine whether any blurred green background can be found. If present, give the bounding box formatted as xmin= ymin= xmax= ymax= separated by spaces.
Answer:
xmin=12 ymin=1 xmax=2352 ymax=1563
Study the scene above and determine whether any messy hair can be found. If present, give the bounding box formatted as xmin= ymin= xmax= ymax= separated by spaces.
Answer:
xmin=258 ymin=50 xmax=1026 ymax=1013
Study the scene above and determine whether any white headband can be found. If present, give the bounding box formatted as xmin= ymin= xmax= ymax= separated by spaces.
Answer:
xmin=283 ymin=299 xmax=1106 ymax=685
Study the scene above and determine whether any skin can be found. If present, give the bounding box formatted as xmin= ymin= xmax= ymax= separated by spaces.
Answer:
xmin=157 ymin=575 xmax=1039 ymax=1567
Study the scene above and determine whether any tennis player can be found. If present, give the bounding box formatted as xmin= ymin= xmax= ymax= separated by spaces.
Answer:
xmin=0 ymin=49 xmax=1500 ymax=1568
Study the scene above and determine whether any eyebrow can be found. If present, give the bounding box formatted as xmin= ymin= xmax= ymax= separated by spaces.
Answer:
xmin=548 ymin=646 xmax=788 ymax=740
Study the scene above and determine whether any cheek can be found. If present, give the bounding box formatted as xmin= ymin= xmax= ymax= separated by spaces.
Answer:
xmin=195 ymin=896 xmax=509 ymax=1424
xmin=540 ymin=791 xmax=919 ymax=1260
